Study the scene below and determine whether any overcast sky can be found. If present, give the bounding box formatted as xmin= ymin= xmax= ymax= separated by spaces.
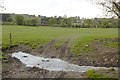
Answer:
xmin=2 ymin=0 xmax=104 ymax=18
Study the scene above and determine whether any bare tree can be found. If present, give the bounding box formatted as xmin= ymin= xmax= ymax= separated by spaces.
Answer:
xmin=91 ymin=0 xmax=120 ymax=18
xmin=0 ymin=0 xmax=6 ymax=11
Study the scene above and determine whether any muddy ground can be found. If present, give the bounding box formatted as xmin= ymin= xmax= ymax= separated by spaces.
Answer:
xmin=2 ymin=38 xmax=119 ymax=78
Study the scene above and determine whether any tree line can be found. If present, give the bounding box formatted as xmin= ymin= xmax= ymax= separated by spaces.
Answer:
xmin=1 ymin=13 xmax=119 ymax=28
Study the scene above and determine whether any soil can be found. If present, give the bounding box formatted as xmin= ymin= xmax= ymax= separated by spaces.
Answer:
xmin=71 ymin=39 xmax=119 ymax=67
xmin=2 ymin=38 xmax=119 ymax=78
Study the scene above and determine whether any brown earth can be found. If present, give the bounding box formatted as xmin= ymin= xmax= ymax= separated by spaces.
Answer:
xmin=2 ymin=56 xmax=84 ymax=78
xmin=2 ymin=38 xmax=119 ymax=78
xmin=71 ymin=39 xmax=119 ymax=67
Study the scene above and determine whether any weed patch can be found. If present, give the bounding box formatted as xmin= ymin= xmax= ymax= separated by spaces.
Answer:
xmin=84 ymin=69 xmax=109 ymax=79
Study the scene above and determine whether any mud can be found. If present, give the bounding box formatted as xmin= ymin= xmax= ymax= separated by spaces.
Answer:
xmin=2 ymin=56 xmax=84 ymax=78
xmin=71 ymin=39 xmax=119 ymax=67
xmin=2 ymin=38 xmax=119 ymax=78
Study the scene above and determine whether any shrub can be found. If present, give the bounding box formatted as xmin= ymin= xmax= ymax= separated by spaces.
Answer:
xmin=2 ymin=22 xmax=16 ymax=25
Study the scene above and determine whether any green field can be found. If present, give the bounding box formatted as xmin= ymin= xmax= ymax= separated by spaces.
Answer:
xmin=2 ymin=25 xmax=118 ymax=54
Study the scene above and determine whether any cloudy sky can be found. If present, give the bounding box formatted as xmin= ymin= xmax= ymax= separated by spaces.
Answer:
xmin=2 ymin=0 xmax=104 ymax=18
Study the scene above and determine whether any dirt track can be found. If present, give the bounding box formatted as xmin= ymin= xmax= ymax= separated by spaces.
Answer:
xmin=2 ymin=38 xmax=119 ymax=78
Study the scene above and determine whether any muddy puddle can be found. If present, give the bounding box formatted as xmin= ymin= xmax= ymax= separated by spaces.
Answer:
xmin=12 ymin=52 xmax=118 ymax=72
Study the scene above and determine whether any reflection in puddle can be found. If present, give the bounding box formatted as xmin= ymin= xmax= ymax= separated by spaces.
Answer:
xmin=12 ymin=52 xmax=117 ymax=72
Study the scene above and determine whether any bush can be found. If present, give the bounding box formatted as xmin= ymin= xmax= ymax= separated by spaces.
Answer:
xmin=2 ymin=22 xmax=16 ymax=25
xmin=24 ymin=18 xmax=39 ymax=26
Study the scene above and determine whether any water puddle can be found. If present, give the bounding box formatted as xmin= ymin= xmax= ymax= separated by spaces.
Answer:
xmin=12 ymin=52 xmax=117 ymax=72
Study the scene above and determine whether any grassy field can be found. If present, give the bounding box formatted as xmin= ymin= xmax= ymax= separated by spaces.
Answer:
xmin=2 ymin=25 xmax=118 ymax=54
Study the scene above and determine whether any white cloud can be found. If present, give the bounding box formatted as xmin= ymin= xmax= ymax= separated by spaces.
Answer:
xmin=3 ymin=0 xmax=103 ymax=18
